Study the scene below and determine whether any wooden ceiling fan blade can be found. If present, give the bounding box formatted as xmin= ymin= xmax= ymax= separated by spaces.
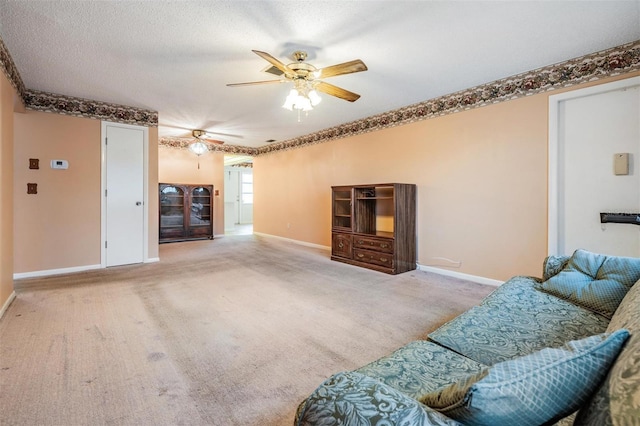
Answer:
xmin=252 ymin=50 xmax=295 ymax=77
xmin=315 ymin=81 xmax=361 ymax=102
xmin=317 ymin=59 xmax=367 ymax=79
xmin=226 ymin=80 xmax=286 ymax=87
xmin=204 ymin=131 xmax=243 ymax=139
xmin=193 ymin=130 xmax=224 ymax=145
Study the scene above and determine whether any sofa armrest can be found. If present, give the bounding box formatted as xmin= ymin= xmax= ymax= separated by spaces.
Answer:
xmin=543 ymin=255 xmax=570 ymax=280
xmin=295 ymin=371 xmax=462 ymax=426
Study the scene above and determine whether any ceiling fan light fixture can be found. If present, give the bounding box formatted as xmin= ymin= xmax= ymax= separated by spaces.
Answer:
xmin=189 ymin=140 xmax=208 ymax=156
xmin=282 ymin=89 xmax=299 ymax=111
xmin=281 ymin=81 xmax=321 ymax=116
xmin=308 ymin=89 xmax=322 ymax=106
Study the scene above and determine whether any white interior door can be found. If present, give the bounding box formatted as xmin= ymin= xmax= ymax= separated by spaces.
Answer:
xmin=224 ymin=168 xmax=240 ymax=231
xmin=104 ymin=124 xmax=145 ymax=266
xmin=550 ymin=77 xmax=640 ymax=257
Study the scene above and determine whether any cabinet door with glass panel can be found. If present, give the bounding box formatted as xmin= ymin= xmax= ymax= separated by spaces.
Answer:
xmin=332 ymin=186 xmax=353 ymax=231
xmin=189 ymin=186 xmax=213 ymax=239
xmin=159 ymin=184 xmax=187 ymax=240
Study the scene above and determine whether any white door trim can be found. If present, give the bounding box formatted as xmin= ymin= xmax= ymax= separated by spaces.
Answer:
xmin=100 ymin=121 xmax=149 ymax=268
xmin=548 ymin=76 xmax=640 ymax=255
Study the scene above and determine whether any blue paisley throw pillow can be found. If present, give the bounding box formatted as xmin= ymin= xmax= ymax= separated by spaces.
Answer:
xmin=539 ymin=249 xmax=640 ymax=318
xmin=420 ymin=330 xmax=630 ymax=426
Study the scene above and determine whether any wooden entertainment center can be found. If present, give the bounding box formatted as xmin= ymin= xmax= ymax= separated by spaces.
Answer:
xmin=331 ymin=183 xmax=416 ymax=274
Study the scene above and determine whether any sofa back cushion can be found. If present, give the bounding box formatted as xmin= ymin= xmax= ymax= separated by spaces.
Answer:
xmin=538 ymin=249 xmax=640 ymax=318
xmin=543 ymin=254 xmax=571 ymax=280
xmin=575 ymin=279 xmax=640 ymax=425
xmin=421 ymin=330 xmax=629 ymax=426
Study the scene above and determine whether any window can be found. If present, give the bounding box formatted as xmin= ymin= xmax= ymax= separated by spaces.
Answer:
xmin=241 ymin=172 xmax=253 ymax=204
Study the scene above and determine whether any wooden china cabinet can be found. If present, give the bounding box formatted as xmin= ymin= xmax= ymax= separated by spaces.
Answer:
xmin=331 ymin=183 xmax=416 ymax=274
xmin=159 ymin=183 xmax=214 ymax=242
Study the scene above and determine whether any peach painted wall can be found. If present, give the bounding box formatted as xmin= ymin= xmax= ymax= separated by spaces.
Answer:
xmin=254 ymin=74 xmax=640 ymax=281
xmin=0 ymin=72 xmax=15 ymax=311
xmin=14 ymin=111 xmax=101 ymax=273
xmin=158 ymin=146 xmax=225 ymax=237
xmin=13 ymin=111 xmax=159 ymax=273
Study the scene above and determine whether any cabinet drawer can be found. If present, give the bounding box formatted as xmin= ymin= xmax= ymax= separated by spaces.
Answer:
xmin=353 ymin=236 xmax=393 ymax=253
xmin=332 ymin=233 xmax=352 ymax=259
xmin=353 ymin=248 xmax=393 ymax=268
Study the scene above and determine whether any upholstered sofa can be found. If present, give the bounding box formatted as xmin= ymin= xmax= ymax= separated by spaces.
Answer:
xmin=295 ymin=249 xmax=640 ymax=425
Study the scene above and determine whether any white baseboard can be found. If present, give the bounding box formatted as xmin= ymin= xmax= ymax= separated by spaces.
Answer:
xmin=417 ymin=264 xmax=503 ymax=287
xmin=145 ymin=257 xmax=160 ymax=263
xmin=0 ymin=291 xmax=16 ymax=319
xmin=13 ymin=264 xmax=102 ymax=280
xmin=254 ymin=232 xmax=331 ymax=251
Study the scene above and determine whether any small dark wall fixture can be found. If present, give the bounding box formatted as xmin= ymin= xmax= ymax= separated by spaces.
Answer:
xmin=29 ymin=158 xmax=39 ymax=169
xmin=600 ymin=212 xmax=640 ymax=226
xmin=27 ymin=183 xmax=37 ymax=194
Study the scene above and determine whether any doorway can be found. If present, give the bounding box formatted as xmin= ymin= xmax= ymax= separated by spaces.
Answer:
xmin=224 ymin=167 xmax=253 ymax=235
xmin=101 ymin=122 xmax=149 ymax=266
xmin=549 ymin=77 xmax=640 ymax=257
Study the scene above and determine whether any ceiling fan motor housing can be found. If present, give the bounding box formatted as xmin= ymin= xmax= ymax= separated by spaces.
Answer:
xmin=292 ymin=51 xmax=307 ymax=62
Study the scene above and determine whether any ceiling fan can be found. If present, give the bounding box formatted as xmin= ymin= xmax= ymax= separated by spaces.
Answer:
xmin=227 ymin=50 xmax=368 ymax=105
xmin=159 ymin=123 xmax=244 ymax=142
xmin=191 ymin=129 xmax=224 ymax=145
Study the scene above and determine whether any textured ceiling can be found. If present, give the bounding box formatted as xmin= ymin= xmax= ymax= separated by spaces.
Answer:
xmin=0 ymin=1 xmax=639 ymax=148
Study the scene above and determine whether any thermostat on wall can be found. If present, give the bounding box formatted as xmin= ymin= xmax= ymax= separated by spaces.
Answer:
xmin=50 ymin=159 xmax=69 ymax=170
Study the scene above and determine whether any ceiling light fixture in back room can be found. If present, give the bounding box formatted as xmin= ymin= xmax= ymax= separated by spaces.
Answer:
xmin=189 ymin=130 xmax=224 ymax=169
xmin=227 ymin=50 xmax=368 ymax=122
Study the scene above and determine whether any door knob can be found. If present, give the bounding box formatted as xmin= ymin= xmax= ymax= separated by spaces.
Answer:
xmin=136 ymin=201 xmax=142 ymax=206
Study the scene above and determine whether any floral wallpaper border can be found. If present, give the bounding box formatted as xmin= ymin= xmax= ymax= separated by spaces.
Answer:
xmin=231 ymin=162 xmax=253 ymax=168
xmin=159 ymin=137 xmax=258 ymax=156
xmin=0 ymin=36 xmax=26 ymax=100
xmin=24 ymin=90 xmax=158 ymax=127
xmin=256 ymin=39 xmax=640 ymax=156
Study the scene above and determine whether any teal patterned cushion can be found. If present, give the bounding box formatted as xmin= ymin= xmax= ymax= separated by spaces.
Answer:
xmin=421 ymin=330 xmax=630 ymax=426
xmin=576 ymin=280 xmax=640 ymax=425
xmin=429 ymin=276 xmax=609 ymax=365
xmin=356 ymin=340 xmax=486 ymax=399
xmin=543 ymin=254 xmax=571 ymax=280
xmin=539 ymin=249 xmax=640 ymax=318
xmin=295 ymin=371 xmax=463 ymax=426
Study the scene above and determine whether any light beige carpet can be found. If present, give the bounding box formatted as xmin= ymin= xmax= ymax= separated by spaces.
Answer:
xmin=0 ymin=235 xmax=494 ymax=425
